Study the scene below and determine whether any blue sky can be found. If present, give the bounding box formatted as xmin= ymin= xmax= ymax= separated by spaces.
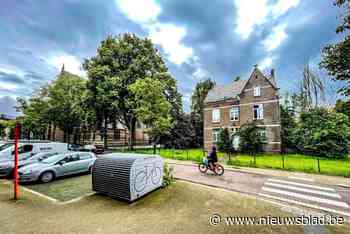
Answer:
xmin=0 ymin=0 xmax=344 ymax=115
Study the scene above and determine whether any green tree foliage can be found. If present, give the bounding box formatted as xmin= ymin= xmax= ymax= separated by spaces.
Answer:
xmin=237 ymin=121 xmax=266 ymax=155
xmin=217 ymin=128 xmax=234 ymax=155
xmin=129 ymin=77 xmax=172 ymax=147
xmin=294 ymin=108 xmax=350 ymax=158
xmin=320 ymin=1 xmax=350 ymax=96
xmin=280 ymin=95 xmax=298 ymax=153
xmin=47 ymin=70 xmax=86 ymax=143
xmin=0 ymin=120 xmax=7 ymax=138
xmin=190 ymin=79 xmax=215 ymax=146
xmin=335 ymin=99 xmax=350 ymax=119
xmin=83 ymin=33 xmax=179 ymax=149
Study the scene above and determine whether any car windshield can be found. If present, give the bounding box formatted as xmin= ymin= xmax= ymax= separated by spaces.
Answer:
xmin=0 ymin=143 xmax=13 ymax=151
xmin=41 ymin=154 xmax=65 ymax=164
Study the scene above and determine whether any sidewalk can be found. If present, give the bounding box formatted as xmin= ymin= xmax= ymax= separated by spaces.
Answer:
xmin=165 ymin=159 xmax=350 ymax=188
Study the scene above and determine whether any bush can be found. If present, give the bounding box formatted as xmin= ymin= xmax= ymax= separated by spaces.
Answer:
xmin=162 ymin=162 xmax=174 ymax=187
xmin=295 ymin=108 xmax=350 ymax=158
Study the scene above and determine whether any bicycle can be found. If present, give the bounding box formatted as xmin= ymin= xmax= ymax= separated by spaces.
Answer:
xmin=198 ymin=158 xmax=224 ymax=176
xmin=134 ymin=163 xmax=162 ymax=192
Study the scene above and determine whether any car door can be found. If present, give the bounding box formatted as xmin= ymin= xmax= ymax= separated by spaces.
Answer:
xmin=78 ymin=153 xmax=93 ymax=172
xmin=60 ymin=154 xmax=81 ymax=176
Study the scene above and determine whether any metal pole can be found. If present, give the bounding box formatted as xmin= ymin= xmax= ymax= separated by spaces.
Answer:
xmin=14 ymin=123 xmax=20 ymax=200
xmin=317 ymin=158 xmax=321 ymax=173
xmin=282 ymin=154 xmax=285 ymax=169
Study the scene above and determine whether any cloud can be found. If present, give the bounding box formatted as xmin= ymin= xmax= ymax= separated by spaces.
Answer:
xmin=234 ymin=0 xmax=270 ymax=39
xmin=116 ymin=0 xmax=161 ymax=23
xmin=262 ymin=23 xmax=288 ymax=51
xmin=47 ymin=53 xmax=85 ymax=76
xmin=259 ymin=56 xmax=275 ymax=70
xmin=0 ymin=96 xmax=20 ymax=116
xmin=148 ymin=23 xmax=194 ymax=65
xmin=272 ymin=0 xmax=301 ymax=17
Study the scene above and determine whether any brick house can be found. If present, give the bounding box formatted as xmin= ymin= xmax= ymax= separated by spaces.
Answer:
xmin=203 ymin=66 xmax=281 ymax=153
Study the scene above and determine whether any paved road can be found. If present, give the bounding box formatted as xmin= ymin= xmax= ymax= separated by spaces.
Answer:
xmin=170 ymin=163 xmax=350 ymax=217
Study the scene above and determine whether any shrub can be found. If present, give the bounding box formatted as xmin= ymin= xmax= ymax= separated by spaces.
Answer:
xmin=162 ymin=162 xmax=174 ymax=187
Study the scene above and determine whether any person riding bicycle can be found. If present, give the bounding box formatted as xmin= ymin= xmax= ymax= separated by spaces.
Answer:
xmin=207 ymin=146 xmax=218 ymax=170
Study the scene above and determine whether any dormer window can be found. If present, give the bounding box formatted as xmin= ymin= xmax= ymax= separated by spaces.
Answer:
xmin=254 ymin=86 xmax=261 ymax=96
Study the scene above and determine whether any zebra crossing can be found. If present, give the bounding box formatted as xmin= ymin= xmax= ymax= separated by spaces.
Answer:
xmin=259 ymin=176 xmax=350 ymax=216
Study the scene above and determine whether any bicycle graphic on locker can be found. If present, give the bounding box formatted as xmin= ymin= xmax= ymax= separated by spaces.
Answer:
xmin=134 ymin=163 xmax=162 ymax=193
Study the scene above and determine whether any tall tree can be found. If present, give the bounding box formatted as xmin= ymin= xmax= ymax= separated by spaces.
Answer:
xmin=190 ymin=79 xmax=215 ymax=146
xmin=48 ymin=69 xmax=86 ymax=143
xmin=83 ymin=33 xmax=178 ymax=149
xmin=294 ymin=63 xmax=325 ymax=111
xmin=237 ymin=121 xmax=266 ymax=156
xmin=320 ymin=0 xmax=350 ymax=96
xmin=129 ymin=77 xmax=172 ymax=152
xmin=335 ymin=99 xmax=350 ymax=119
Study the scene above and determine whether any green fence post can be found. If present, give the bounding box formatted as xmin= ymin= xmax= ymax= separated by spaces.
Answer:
xmin=317 ymin=157 xmax=321 ymax=173
xmin=282 ymin=154 xmax=285 ymax=169
xmin=172 ymin=148 xmax=175 ymax=159
xmin=186 ymin=149 xmax=189 ymax=161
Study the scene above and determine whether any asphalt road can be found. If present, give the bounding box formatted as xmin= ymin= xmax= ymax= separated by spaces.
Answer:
xmin=170 ymin=163 xmax=350 ymax=218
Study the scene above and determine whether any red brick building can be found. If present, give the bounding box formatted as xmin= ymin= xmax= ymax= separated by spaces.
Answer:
xmin=203 ymin=66 xmax=281 ymax=153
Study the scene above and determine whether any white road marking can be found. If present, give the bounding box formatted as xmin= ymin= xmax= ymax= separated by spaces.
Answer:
xmin=268 ymin=178 xmax=335 ymax=192
xmin=21 ymin=187 xmax=58 ymax=203
xmin=259 ymin=193 xmax=350 ymax=218
xmin=288 ymin=176 xmax=314 ymax=182
xmin=265 ymin=182 xmax=341 ymax=199
xmin=261 ymin=187 xmax=349 ymax=208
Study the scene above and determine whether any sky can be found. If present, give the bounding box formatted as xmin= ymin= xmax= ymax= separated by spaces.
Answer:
xmin=0 ymin=0 xmax=344 ymax=115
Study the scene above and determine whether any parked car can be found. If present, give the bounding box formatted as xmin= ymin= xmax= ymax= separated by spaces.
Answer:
xmin=0 ymin=142 xmax=68 ymax=161
xmin=78 ymin=144 xmax=104 ymax=155
xmin=18 ymin=152 xmax=96 ymax=183
xmin=0 ymin=152 xmax=60 ymax=178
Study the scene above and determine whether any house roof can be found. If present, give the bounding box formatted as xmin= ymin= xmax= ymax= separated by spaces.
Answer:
xmin=204 ymin=80 xmax=246 ymax=103
xmin=204 ymin=68 xmax=278 ymax=103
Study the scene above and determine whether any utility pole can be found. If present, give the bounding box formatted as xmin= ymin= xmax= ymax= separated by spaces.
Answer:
xmin=13 ymin=122 xmax=20 ymax=200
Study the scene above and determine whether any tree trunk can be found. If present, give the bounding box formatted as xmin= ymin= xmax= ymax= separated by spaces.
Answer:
xmin=104 ymin=116 xmax=108 ymax=149
xmin=128 ymin=118 xmax=136 ymax=150
xmin=52 ymin=125 xmax=56 ymax=141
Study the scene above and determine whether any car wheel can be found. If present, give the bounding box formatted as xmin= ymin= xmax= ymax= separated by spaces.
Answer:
xmin=40 ymin=171 xmax=54 ymax=183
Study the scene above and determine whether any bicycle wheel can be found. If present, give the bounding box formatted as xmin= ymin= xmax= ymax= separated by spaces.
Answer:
xmin=151 ymin=167 xmax=162 ymax=185
xmin=214 ymin=165 xmax=224 ymax=176
xmin=134 ymin=171 xmax=147 ymax=192
xmin=198 ymin=163 xmax=208 ymax=173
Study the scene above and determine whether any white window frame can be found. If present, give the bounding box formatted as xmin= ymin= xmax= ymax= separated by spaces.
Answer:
xmin=212 ymin=108 xmax=220 ymax=123
xmin=258 ymin=129 xmax=267 ymax=143
xmin=253 ymin=104 xmax=264 ymax=120
xmin=212 ymin=129 xmax=220 ymax=143
xmin=230 ymin=107 xmax=239 ymax=121
xmin=254 ymin=86 xmax=261 ymax=96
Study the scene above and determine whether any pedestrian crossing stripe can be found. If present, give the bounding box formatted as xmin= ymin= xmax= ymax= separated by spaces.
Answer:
xmin=265 ymin=182 xmax=341 ymax=199
xmin=268 ymin=178 xmax=335 ymax=192
xmin=288 ymin=176 xmax=314 ymax=182
xmin=261 ymin=187 xmax=349 ymax=208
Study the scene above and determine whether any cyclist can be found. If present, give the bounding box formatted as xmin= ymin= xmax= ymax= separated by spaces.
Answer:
xmin=207 ymin=146 xmax=218 ymax=170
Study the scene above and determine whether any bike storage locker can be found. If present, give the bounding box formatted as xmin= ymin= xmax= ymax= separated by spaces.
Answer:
xmin=92 ymin=153 xmax=163 ymax=202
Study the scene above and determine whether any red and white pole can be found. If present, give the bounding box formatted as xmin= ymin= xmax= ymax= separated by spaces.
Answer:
xmin=13 ymin=122 xmax=20 ymax=200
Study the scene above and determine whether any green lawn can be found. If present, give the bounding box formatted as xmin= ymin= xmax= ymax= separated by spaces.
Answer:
xmin=113 ymin=148 xmax=350 ymax=177
xmin=227 ymin=154 xmax=350 ymax=177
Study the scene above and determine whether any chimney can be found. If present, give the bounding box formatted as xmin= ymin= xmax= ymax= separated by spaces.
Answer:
xmin=270 ymin=69 xmax=275 ymax=82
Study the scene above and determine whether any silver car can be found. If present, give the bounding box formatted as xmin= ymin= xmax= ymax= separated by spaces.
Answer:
xmin=0 ymin=152 xmax=60 ymax=178
xmin=18 ymin=152 xmax=96 ymax=183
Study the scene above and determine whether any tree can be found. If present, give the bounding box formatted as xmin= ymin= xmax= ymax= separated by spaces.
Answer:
xmin=190 ymin=79 xmax=215 ymax=146
xmin=237 ymin=121 xmax=266 ymax=157
xmin=294 ymin=63 xmax=325 ymax=111
xmin=294 ymin=108 xmax=350 ymax=158
xmin=280 ymin=94 xmax=298 ymax=153
xmin=0 ymin=120 xmax=6 ymax=138
xmin=48 ymin=70 xmax=86 ymax=143
xmin=84 ymin=33 xmax=178 ymax=149
xmin=320 ymin=1 xmax=350 ymax=96
xmin=217 ymin=128 xmax=234 ymax=161
xmin=129 ymin=77 xmax=172 ymax=152
xmin=335 ymin=99 xmax=350 ymax=119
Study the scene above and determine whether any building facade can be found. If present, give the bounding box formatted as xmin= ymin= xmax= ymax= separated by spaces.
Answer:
xmin=203 ymin=66 xmax=281 ymax=153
